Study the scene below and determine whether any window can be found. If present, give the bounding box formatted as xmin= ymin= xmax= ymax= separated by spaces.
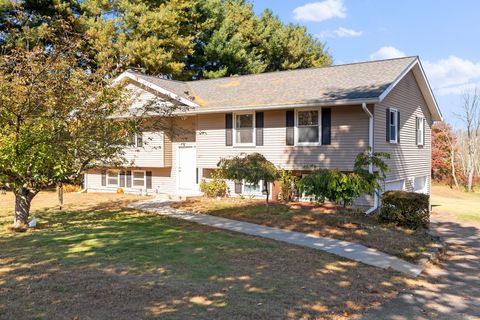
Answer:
xmin=296 ymin=109 xmax=320 ymax=145
xmin=107 ymin=170 xmax=119 ymax=186
xmin=129 ymin=133 xmax=143 ymax=147
xmin=389 ymin=109 xmax=399 ymax=144
xmin=385 ymin=179 xmax=405 ymax=191
xmin=414 ymin=176 xmax=428 ymax=194
xmin=132 ymin=170 xmax=145 ymax=188
xmin=244 ymin=181 xmax=262 ymax=194
xmin=234 ymin=112 xmax=254 ymax=145
xmin=416 ymin=117 xmax=424 ymax=146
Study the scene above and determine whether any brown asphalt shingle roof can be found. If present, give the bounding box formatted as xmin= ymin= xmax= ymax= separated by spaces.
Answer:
xmin=132 ymin=56 xmax=418 ymax=109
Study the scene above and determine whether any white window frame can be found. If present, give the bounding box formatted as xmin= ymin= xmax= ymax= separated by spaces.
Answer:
xmin=389 ymin=108 xmax=399 ymax=144
xmin=134 ymin=133 xmax=143 ymax=148
xmin=107 ymin=170 xmax=120 ymax=187
xmin=233 ymin=111 xmax=256 ymax=147
xmin=295 ymin=108 xmax=322 ymax=146
xmin=132 ymin=170 xmax=146 ymax=189
xmin=416 ymin=116 xmax=425 ymax=146
xmin=242 ymin=180 xmax=264 ymax=195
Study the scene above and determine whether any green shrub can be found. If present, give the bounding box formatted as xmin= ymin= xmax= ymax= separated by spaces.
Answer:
xmin=278 ymin=169 xmax=298 ymax=202
xmin=297 ymin=150 xmax=390 ymax=207
xmin=297 ymin=169 xmax=363 ymax=207
xmin=376 ymin=191 xmax=430 ymax=229
xmin=200 ymin=171 xmax=228 ymax=198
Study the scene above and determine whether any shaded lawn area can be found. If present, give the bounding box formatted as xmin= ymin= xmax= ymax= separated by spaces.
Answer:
xmin=172 ymin=197 xmax=436 ymax=263
xmin=431 ymin=185 xmax=480 ymax=223
xmin=0 ymin=192 xmax=420 ymax=320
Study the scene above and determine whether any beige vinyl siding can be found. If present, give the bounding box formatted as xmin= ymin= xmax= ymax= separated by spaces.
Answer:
xmin=374 ymin=71 xmax=432 ymax=194
xmin=86 ymin=117 xmax=197 ymax=195
xmin=196 ymin=105 xmax=370 ymax=171
xmin=85 ymin=167 xmax=176 ymax=195
xmin=164 ymin=134 xmax=173 ymax=167
xmin=123 ymin=131 xmax=165 ymax=167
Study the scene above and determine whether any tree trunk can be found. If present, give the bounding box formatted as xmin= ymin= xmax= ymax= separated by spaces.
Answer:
xmin=467 ymin=166 xmax=474 ymax=192
xmin=450 ymin=148 xmax=460 ymax=190
xmin=13 ymin=188 xmax=35 ymax=228
xmin=58 ymin=183 xmax=64 ymax=210
xmin=264 ymin=181 xmax=269 ymax=206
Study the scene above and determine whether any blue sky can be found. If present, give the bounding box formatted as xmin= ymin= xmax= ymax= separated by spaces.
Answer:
xmin=251 ymin=0 xmax=480 ymax=127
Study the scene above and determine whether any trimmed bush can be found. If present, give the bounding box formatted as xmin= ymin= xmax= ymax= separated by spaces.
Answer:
xmin=278 ymin=169 xmax=298 ymax=202
xmin=200 ymin=171 xmax=228 ymax=198
xmin=377 ymin=191 xmax=430 ymax=229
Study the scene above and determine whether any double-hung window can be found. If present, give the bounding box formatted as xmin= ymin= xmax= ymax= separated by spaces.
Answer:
xmin=296 ymin=109 xmax=320 ymax=145
xmin=129 ymin=133 xmax=143 ymax=147
xmin=389 ymin=109 xmax=399 ymax=144
xmin=107 ymin=170 xmax=119 ymax=187
xmin=416 ymin=117 xmax=424 ymax=146
xmin=234 ymin=112 xmax=255 ymax=145
xmin=132 ymin=171 xmax=145 ymax=188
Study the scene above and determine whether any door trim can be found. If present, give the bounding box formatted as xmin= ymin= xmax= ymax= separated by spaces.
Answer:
xmin=176 ymin=143 xmax=198 ymax=194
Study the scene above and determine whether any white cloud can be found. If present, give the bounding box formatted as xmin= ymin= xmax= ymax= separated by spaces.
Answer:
xmin=318 ymin=27 xmax=362 ymax=38
xmin=369 ymin=46 xmax=406 ymax=60
xmin=293 ymin=0 xmax=346 ymax=22
xmin=423 ymin=56 xmax=480 ymax=96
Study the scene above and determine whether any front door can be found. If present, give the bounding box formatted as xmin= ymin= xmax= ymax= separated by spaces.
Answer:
xmin=177 ymin=145 xmax=197 ymax=193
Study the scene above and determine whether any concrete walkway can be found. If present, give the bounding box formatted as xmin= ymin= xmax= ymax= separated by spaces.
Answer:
xmin=361 ymin=213 xmax=480 ymax=320
xmin=129 ymin=199 xmax=423 ymax=277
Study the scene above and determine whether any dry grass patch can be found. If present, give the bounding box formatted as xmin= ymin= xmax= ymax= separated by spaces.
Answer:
xmin=431 ymin=185 xmax=480 ymax=223
xmin=172 ymin=197 xmax=436 ymax=262
xmin=0 ymin=192 xmax=420 ymax=319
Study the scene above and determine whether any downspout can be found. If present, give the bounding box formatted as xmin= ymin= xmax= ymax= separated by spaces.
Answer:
xmin=361 ymin=103 xmax=378 ymax=214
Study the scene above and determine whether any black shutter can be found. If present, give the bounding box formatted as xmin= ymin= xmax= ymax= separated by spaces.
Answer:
xmin=234 ymin=181 xmax=243 ymax=194
xmin=286 ymin=110 xmax=295 ymax=145
xmin=386 ymin=108 xmax=391 ymax=142
xmin=255 ymin=112 xmax=264 ymax=146
xmin=126 ymin=170 xmax=132 ymax=188
xmin=397 ymin=111 xmax=400 ymax=144
xmin=101 ymin=170 xmax=106 ymax=186
xmin=146 ymin=171 xmax=152 ymax=189
xmin=225 ymin=113 xmax=233 ymax=146
xmin=120 ymin=171 xmax=125 ymax=187
xmin=321 ymin=108 xmax=331 ymax=145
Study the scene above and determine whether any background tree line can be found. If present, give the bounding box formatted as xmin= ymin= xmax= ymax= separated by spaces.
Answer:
xmin=432 ymin=88 xmax=480 ymax=192
xmin=1 ymin=0 xmax=331 ymax=80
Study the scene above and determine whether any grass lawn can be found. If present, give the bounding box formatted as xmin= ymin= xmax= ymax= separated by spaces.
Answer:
xmin=431 ymin=185 xmax=480 ymax=223
xmin=172 ymin=197 xmax=436 ymax=263
xmin=0 ymin=192 xmax=419 ymax=320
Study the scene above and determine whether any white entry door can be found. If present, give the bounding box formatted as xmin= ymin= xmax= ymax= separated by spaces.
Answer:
xmin=177 ymin=145 xmax=197 ymax=193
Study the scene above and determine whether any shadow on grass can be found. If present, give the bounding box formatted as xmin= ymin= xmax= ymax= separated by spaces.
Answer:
xmin=0 ymin=198 xmax=411 ymax=319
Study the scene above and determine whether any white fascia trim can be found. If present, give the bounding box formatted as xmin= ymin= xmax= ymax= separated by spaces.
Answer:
xmin=378 ymin=58 xmax=443 ymax=122
xmin=414 ymin=60 xmax=443 ymax=121
xmin=115 ymin=71 xmax=199 ymax=108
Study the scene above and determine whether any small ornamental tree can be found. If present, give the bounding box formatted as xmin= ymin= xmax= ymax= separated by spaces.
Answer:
xmin=0 ymin=10 xmax=184 ymax=228
xmin=218 ymin=153 xmax=278 ymax=204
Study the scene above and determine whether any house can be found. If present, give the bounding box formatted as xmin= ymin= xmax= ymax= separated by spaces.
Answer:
xmin=83 ymin=56 xmax=442 ymax=210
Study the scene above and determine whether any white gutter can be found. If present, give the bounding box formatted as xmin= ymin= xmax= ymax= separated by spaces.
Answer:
xmin=362 ymin=102 xmax=379 ymax=214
